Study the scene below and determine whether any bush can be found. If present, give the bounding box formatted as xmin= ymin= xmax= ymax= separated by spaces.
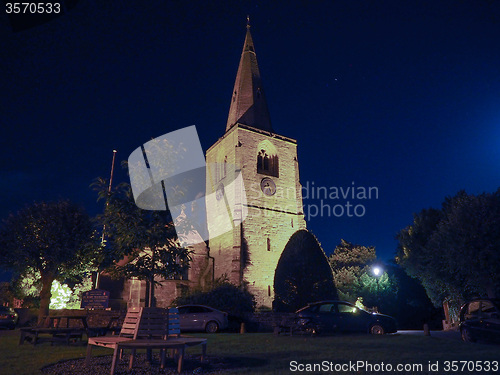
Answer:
xmin=274 ymin=230 xmax=337 ymax=312
xmin=172 ymin=280 xmax=256 ymax=321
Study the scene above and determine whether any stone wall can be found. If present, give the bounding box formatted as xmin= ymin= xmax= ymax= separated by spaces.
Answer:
xmin=206 ymin=124 xmax=306 ymax=308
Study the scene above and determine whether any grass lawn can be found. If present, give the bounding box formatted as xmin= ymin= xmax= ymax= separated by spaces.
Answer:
xmin=1 ymin=329 xmax=499 ymax=374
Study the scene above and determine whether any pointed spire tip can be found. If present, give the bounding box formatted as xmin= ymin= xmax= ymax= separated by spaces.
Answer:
xmin=226 ymin=18 xmax=273 ymax=133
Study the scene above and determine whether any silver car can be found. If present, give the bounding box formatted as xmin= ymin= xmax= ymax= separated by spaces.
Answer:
xmin=177 ymin=305 xmax=228 ymax=333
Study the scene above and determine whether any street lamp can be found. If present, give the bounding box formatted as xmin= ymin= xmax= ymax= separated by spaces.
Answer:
xmin=372 ymin=266 xmax=382 ymax=276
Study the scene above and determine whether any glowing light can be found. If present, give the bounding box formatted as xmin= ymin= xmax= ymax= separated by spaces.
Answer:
xmin=373 ymin=267 xmax=381 ymax=276
xmin=49 ymin=280 xmax=72 ymax=309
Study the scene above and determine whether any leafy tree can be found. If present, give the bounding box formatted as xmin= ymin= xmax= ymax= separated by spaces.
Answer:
xmin=329 ymin=240 xmax=397 ymax=311
xmin=329 ymin=239 xmax=376 ymax=302
xmin=396 ymin=189 xmax=500 ymax=307
xmin=395 ymin=207 xmax=449 ymax=305
xmin=9 ymin=266 xmax=92 ymax=310
xmin=274 ymin=230 xmax=337 ymax=312
xmin=93 ymin=178 xmax=191 ymax=307
xmin=0 ymin=200 xmax=98 ymax=321
xmin=432 ymin=190 xmax=500 ymax=299
xmin=358 ymin=272 xmax=398 ymax=309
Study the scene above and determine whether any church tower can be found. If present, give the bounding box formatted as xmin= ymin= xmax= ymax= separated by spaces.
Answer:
xmin=206 ymin=21 xmax=306 ymax=307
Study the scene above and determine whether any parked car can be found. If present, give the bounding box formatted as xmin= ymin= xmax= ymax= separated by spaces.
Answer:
xmin=177 ymin=304 xmax=228 ymax=333
xmin=0 ymin=306 xmax=18 ymax=330
xmin=295 ymin=300 xmax=397 ymax=335
xmin=459 ymin=298 xmax=500 ymax=343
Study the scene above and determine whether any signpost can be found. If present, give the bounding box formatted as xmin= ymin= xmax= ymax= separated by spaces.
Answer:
xmin=81 ymin=289 xmax=110 ymax=309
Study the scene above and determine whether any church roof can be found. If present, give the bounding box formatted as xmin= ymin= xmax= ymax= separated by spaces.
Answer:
xmin=226 ymin=20 xmax=273 ymax=133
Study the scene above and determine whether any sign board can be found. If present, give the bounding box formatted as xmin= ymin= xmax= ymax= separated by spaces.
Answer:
xmin=81 ymin=289 xmax=110 ymax=309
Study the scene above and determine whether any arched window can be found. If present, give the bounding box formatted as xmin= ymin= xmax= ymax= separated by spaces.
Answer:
xmin=257 ymin=150 xmax=268 ymax=171
xmin=256 ymin=141 xmax=279 ymax=177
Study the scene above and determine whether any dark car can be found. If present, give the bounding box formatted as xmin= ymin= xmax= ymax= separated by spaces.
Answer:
xmin=459 ymin=298 xmax=500 ymax=343
xmin=177 ymin=304 xmax=228 ymax=333
xmin=295 ymin=301 xmax=397 ymax=335
xmin=0 ymin=306 xmax=18 ymax=330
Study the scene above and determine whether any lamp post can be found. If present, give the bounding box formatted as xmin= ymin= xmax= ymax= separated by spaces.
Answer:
xmin=94 ymin=149 xmax=117 ymax=290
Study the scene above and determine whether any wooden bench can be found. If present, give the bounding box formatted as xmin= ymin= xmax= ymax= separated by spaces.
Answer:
xmin=86 ymin=307 xmax=206 ymax=374
xmin=85 ymin=306 xmax=144 ymax=355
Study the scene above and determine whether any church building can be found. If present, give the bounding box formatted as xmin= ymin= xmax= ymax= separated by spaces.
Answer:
xmin=204 ymin=22 xmax=306 ymax=308
xmin=116 ymin=22 xmax=309 ymax=309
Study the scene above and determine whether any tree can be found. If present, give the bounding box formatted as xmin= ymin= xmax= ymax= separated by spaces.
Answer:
xmin=396 ymin=189 xmax=500 ymax=307
xmin=93 ymin=178 xmax=191 ymax=307
xmin=395 ymin=207 xmax=449 ymax=305
xmin=432 ymin=190 xmax=500 ymax=299
xmin=329 ymin=239 xmax=376 ymax=302
xmin=329 ymin=240 xmax=397 ymax=311
xmin=0 ymin=200 xmax=98 ymax=321
xmin=274 ymin=230 xmax=337 ymax=312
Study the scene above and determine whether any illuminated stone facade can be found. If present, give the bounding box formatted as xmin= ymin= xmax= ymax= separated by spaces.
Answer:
xmin=206 ymin=125 xmax=306 ymax=307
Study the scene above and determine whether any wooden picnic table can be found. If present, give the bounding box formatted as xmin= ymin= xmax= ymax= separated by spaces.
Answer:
xmin=19 ymin=315 xmax=88 ymax=345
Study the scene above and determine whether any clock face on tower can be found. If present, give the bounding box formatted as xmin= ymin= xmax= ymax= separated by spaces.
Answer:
xmin=260 ymin=177 xmax=276 ymax=196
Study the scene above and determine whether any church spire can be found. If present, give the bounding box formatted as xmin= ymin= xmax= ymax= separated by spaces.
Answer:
xmin=226 ymin=19 xmax=273 ymax=133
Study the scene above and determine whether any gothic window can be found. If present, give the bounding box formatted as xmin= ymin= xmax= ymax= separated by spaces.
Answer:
xmin=257 ymin=149 xmax=278 ymax=177
xmin=257 ymin=150 xmax=264 ymax=171
xmin=267 ymin=237 xmax=271 ymax=251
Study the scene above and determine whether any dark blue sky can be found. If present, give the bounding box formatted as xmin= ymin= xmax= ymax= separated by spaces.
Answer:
xmin=1 ymin=0 xmax=499 ymax=262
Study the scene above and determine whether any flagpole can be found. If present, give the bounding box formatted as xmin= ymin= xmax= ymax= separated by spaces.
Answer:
xmin=95 ymin=149 xmax=117 ymax=290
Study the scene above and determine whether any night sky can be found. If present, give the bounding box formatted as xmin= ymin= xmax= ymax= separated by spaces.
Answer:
xmin=1 ymin=1 xmax=499 ymax=266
